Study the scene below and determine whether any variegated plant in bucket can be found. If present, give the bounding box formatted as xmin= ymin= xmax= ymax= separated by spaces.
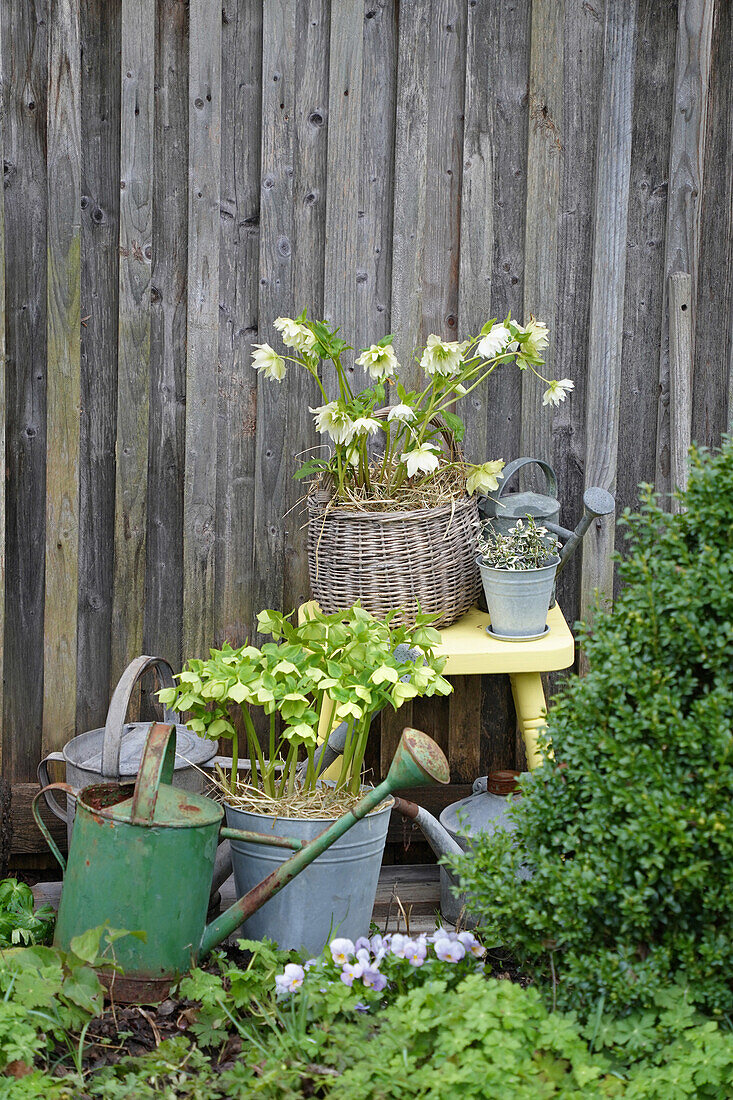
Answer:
xmin=252 ymin=313 xmax=573 ymax=627
xmin=476 ymin=515 xmax=561 ymax=641
xmin=159 ymin=604 xmax=451 ymax=954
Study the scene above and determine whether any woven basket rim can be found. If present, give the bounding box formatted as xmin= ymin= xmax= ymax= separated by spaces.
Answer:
xmin=307 ymin=492 xmax=476 ymax=523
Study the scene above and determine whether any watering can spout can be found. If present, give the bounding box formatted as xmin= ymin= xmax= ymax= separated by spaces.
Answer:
xmin=199 ymin=728 xmax=449 ymax=956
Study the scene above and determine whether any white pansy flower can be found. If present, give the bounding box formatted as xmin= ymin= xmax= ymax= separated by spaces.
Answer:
xmin=401 ymin=443 xmax=441 ymax=478
xmin=274 ymin=316 xmax=317 ymax=353
xmin=310 ymin=402 xmax=356 ymax=445
xmin=466 ymin=460 xmax=505 ymax=496
xmin=518 ymin=317 xmax=550 ymax=362
xmin=420 ymin=335 xmax=469 ymax=377
xmin=251 ymin=343 xmax=287 ymax=382
xmin=355 ymin=343 xmax=400 ymax=381
xmin=387 ymin=403 xmax=415 ymax=423
xmin=542 ymin=378 xmax=574 ymax=407
xmin=477 ymin=324 xmax=513 ymax=360
xmin=351 ymin=417 xmax=382 ymax=437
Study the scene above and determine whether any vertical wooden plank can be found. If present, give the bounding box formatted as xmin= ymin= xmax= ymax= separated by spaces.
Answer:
xmin=0 ymin=16 xmax=6 ymax=770
xmin=579 ymin=0 xmax=638 ymax=623
xmin=2 ymin=0 xmax=48 ymax=783
xmin=215 ymin=0 xmax=262 ymax=644
xmin=457 ymin=0 xmax=492 ymax=462
xmin=615 ymin=0 xmax=677 ymax=584
xmin=77 ymin=0 xmax=121 ymax=733
xmin=485 ymin=0 xmax=530 ymax=466
xmin=356 ymin=0 xmax=396 ymax=354
xmin=551 ymin=0 xmax=605 ymax=625
xmin=184 ymin=0 xmax=222 ymax=658
xmin=520 ymin=0 xmax=563 ymax=468
xmin=111 ymin=0 xmax=155 ymax=684
xmin=693 ymin=0 xmax=733 ymax=447
xmin=654 ymin=0 xmax=714 ymax=499
xmin=389 ymin=1 xmax=429 ymax=378
xmin=253 ymin=0 xmax=296 ymax=625
xmin=43 ymin=0 xmax=81 ymax=754
xmin=324 ymin=0 xmax=364 ymax=382
xmin=447 ymin=675 xmax=481 ymax=783
xmin=669 ymin=272 xmax=693 ymax=507
xmin=144 ymin=0 xmax=188 ymax=670
xmin=282 ymin=0 xmax=329 ymax=613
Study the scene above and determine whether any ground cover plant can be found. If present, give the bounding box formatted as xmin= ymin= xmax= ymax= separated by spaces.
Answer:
xmin=453 ymin=439 xmax=733 ymax=1016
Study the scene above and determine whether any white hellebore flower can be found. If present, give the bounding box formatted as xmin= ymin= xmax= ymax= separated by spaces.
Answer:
xmin=355 ymin=343 xmax=400 ymax=381
xmin=351 ymin=417 xmax=382 ymax=437
xmin=251 ymin=343 xmax=287 ymax=382
xmin=420 ymin=335 xmax=469 ymax=377
xmin=387 ymin=403 xmax=416 ymax=423
xmin=273 ymin=316 xmax=317 ymax=353
xmin=518 ymin=317 xmax=550 ymax=362
xmin=401 ymin=443 xmax=441 ymax=478
xmin=310 ymin=401 xmax=356 ymax=445
xmin=466 ymin=460 xmax=505 ymax=496
xmin=477 ymin=324 xmax=513 ymax=360
xmin=542 ymin=378 xmax=574 ymax=407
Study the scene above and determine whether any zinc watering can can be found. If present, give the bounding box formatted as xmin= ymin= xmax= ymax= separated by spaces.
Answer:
xmin=479 ymin=457 xmax=615 ymax=596
xmin=34 ymin=722 xmax=450 ymax=1003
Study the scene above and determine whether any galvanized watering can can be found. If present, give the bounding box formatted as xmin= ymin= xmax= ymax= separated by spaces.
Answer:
xmin=34 ymin=722 xmax=450 ymax=1002
xmin=37 ymin=656 xmax=217 ymax=845
xmin=479 ymin=457 xmax=615 ymax=585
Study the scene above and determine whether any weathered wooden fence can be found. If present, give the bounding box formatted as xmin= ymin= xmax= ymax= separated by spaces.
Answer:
xmin=1 ymin=0 xmax=732 ymax=855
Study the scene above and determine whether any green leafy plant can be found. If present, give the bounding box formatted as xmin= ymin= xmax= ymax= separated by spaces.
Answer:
xmin=253 ymin=311 xmax=571 ymax=503
xmin=159 ymin=603 xmax=451 ymax=796
xmin=476 ymin=514 xmax=560 ymax=570
xmin=453 ymin=439 xmax=733 ymax=1015
xmin=0 ymin=879 xmax=54 ymax=948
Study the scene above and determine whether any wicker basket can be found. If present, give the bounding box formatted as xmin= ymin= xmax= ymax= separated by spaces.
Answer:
xmin=307 ymin=493 xmax=481 ymax=628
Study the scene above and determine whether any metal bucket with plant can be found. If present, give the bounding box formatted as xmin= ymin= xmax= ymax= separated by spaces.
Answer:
xmin=158 ymin=604 xmax=451 ymax=953
xmin=476 ymin=516 xmax=561 ymax=640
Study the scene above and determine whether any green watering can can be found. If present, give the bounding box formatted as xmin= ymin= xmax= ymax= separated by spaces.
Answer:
xmin=34 ymin=722 xmax=449 ymax=1003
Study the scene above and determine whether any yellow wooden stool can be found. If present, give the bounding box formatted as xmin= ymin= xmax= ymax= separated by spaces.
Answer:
xmin=298 ymin=602 xmax=575 ymax=773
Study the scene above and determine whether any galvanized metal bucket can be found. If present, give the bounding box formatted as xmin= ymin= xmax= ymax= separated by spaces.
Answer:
xmin=477 ymin=555 xmax=560 ymax=639
xmin=224 ymin=797 xmax=393 ymax=955
xmin=37 ymin=655 xmax=217 ymax=845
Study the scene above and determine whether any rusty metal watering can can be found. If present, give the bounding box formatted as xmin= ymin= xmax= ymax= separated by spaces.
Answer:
xmin=34 ymin=722 xmax=449 ymax=1003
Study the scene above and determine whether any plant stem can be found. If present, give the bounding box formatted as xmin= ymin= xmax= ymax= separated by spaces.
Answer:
xmin=230 ymin=731 xmax=239 ymax=796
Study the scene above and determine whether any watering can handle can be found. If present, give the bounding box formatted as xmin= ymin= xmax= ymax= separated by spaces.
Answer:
xmin=37 ymin=753 xmax=70 ymax=822
xmin=32 ymin=783 xmax=74 ymax=872
xmin=496 ymin=457 xmax=557 ymax=501
xmin=101 ymin=656 xmax=178 ymax=779
xmin=129 ymin=723 xmax=177 ymax=826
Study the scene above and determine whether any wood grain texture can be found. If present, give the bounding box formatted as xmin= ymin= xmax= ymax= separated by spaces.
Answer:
xmin=615 ymin=0 xmax=677 ymax=584
xmin=551 ymin=0 xmax=605 ymax=626
xmin=447 ymin=675 xmax=481 ymax=782
xmin=458 ymin=0 xmax=492 ymax=463
xmin=2 ymin=0 xmax=48 ymax=783
xmin=693 ymin=0 xmax=733 ymax=446
xmin=112 ymin=0 xmax=155 ymax=686
xmin=283 ymin=0 xmax=329 ymax=613
xmin=215 ymin=0 xmax=262 ymax=646
xmin=521 ymin=0 xmax=563 ymax=468
xmin=144 ymin=0 xmax=187 ymax=670
xmin=355 ymin=0 xmax=396 ymax=354
xmin=184 ymin=0 xmax=222 ymax=658
xmin=252 ymin=0 xmax=296 ymax=627
xmin=669 ymin=272 xmax=693 ymax=509
xmin=43 ymin=0 xmax=81 ymax=754
xmin=324 ymin=0 xmax=364 ymax=378
xmin=655 ymin=0 xmax=714 ymax=498
xmin=77 ymin=0 xmax=121 ymax=734
xmin=580 ymin=0 xmax=638 ymax=625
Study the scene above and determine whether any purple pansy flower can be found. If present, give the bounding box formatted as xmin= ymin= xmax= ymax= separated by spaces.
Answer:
xmin=340 ymin=961 xmax=364 ymax=987
xmin=404 ymin=938 xmax=428 ymax=967
xmin=434 ymin=936 xmax=466 ymax=963
xmin=330 ymin=937 xmax=355 ymax=965
xmin=457 ymin=931 xmax=486 ymax=958
xmin=275 ymin=963 xmax=305 ymax=994
xmin=362 ymin=966 xmax=387 ymax=992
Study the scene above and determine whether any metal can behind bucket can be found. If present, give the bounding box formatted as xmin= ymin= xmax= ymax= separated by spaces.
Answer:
xmin=37 ymin=655 xmax=217 ymax=846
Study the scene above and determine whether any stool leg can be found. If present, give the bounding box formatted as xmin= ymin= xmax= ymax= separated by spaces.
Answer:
xmin=509 ymin=672 xmax=548 ymax=771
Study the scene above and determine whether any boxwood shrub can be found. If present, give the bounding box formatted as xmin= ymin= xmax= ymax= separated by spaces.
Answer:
xmin=453 ymin=439 xmax=733 ymax=1015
